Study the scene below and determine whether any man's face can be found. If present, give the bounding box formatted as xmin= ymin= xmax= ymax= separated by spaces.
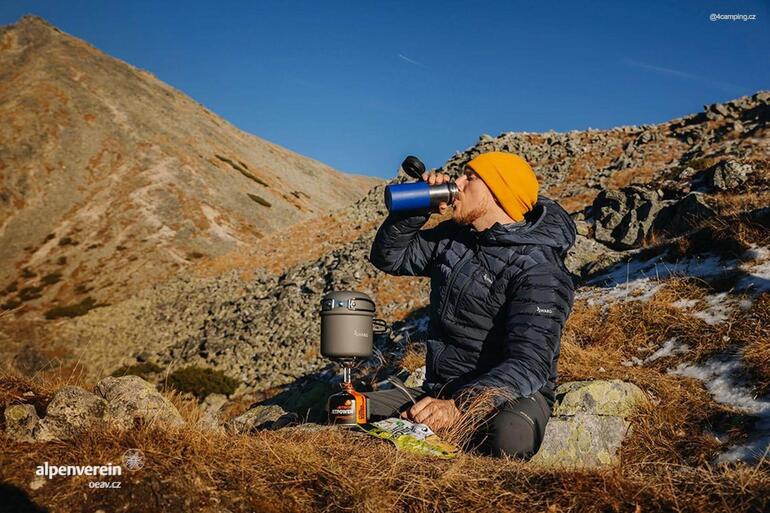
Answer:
xmin=452 ymin=167 xmax=495 ymax=225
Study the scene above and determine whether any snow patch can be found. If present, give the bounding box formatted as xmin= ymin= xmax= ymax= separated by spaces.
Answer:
xmin=622 ymin=337 xmax=690 ymax=366
xmin=691 ymin=292 xmax=732 ymax=325
xmin=668 ymin=353 xmax=770 ymax=464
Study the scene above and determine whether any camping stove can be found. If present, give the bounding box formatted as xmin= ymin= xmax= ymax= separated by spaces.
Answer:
xmin=320 ymin=291 xmax=385 ymax=426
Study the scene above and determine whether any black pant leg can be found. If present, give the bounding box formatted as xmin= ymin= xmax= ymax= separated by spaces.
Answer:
xmin=363 ymin=386 xmax=429 ymax=420
xmin=472 ymin=391 xmax=551 ymax=459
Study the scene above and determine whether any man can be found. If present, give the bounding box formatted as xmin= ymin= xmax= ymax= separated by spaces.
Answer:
xmin=365 ymin=152 xmax=576 ymax=459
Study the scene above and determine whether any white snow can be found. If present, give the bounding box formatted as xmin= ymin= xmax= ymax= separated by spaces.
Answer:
xmin=621 ymin=337 xmax=690 ymax=366
xmin=691 ymin=292 xmax=732 ymax=325
xmin=646 ymin=337 xmax=691 ymax=362
xmin=671 ymin=298 xmax=699 ymax=310
xmin=668 ymin=353 xmax=770 ymax=464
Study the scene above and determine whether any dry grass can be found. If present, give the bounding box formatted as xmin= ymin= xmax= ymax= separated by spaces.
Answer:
xmin=637 ymin=208 xmax=770 ymax=262
xmin=400 ymin=344 xmax=427 ymax=372
xmin=736 ymin=294 xmax=770 ymax=395
xmin=1 ymin=368 xmax=769 ymax=513
xmin=3 ymin=268 xmax=770 ymax=511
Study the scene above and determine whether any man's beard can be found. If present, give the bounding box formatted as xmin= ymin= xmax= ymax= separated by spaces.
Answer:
xmin=454 ymin=202 xmax=487 ymax=225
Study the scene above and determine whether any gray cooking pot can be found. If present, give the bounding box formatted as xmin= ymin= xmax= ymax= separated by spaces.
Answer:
xmin=320 ymin=291 xmax=385 ymax=359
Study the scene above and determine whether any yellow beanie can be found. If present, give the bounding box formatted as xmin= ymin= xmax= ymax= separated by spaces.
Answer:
xmin=466 ymin=152 xmax=539 ymax=222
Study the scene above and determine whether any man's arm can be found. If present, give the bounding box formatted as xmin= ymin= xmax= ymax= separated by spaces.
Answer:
xmin=452 ymin=263 xmax=575 ymax=407
xmin=369 ymin=211 xmax=456 ymax=277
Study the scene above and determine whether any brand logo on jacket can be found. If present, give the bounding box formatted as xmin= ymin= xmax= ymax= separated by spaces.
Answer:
xmin=482 ymin=273 xmax=493 ymax=284
xmin=536 ymin=306 xmax=553 ymax=314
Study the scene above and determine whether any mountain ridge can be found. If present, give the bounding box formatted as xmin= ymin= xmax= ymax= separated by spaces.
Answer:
xmin=0 ymin=15 xmax=381 ymax=315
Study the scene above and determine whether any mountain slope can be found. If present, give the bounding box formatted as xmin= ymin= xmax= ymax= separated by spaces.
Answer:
xmin=0 ymin=15 xmax=380 ymax=314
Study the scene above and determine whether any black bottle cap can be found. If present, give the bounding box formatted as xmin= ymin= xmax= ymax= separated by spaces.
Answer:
xmin=401 ymin=155 xmax=426 ymax=179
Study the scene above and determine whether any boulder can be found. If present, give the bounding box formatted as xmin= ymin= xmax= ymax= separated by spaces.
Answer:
xmin=653 ymin=192 xmax=716 ymax=236
xmin=591 ymin=187 xmax=672 ymax=250
xmin=35 ymin=386 xmax=107 ymax=441
xmin=565 ymin=235 xmax=624 ymax=279
xmin=197 ymin=393 xmax=228 ymax=431
xmin=530 ymin=413 xmax=630 ymax=468
xmin=94 ymin=375 xmax=184 ymax=429
xmin=227 ymin=405 xmax=298 ymax=433
xmin=531 ymin=380 xmax=647 ymax=468
xmin=551 ymin=379 xmax=648 ymax=417
xmin=4 ymin=404 xmax=39 ymax=442
xmin=704 ymin=160 xmax=753 ymax=191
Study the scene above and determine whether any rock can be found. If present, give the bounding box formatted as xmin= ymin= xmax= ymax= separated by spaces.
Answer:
xmin=529 ymin=380 xmax=647 ymax=468
xmin=198 ymin=393 xmax=228 ymax=430
xmin=591 ymin=187 xmax=672 ymax=250
xmin=94 ymin=375 xmax=184 ymax=429
xmin=653 ymin=192 xmax=716 ymax=236
xmin=565 ymin=235 xmax=624 ymax=279
xmin=552 ymin=380 xmax=648 ymax=418
xmin=530 ymin=413 xmax=630 ymax=468
xmin=404 ymin=366 xmax=426 ymax=388
xmin=227 ymin=405 xmax=298 ymax=433
xmin=4 ymin=404 xmax=39 ymax=441
xmin=35 ymin=386 xmax=107 ymax=441
xmin=704 ymin=160 xmax=753 ymax=191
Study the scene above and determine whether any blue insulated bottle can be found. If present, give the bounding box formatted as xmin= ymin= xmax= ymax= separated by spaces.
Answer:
xmin=384 ymin=156 xmax=459 ymax=213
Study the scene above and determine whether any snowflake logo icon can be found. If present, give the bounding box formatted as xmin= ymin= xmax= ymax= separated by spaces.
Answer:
xmin=122 ymin=449 xmax=145 ymax=471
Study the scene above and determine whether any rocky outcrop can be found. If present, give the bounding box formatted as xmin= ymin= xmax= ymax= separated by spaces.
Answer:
xmin=653 ymin=192 xmax=716 ymax=236
xmin=702 ymin=160 xmax=754 ymax=191
xmin=531 ymin=380 xmax=647 ymax=468
xmin=94 ymin=375 xmax=184 ymax=429
xmin=591 ymin=187 xmax=672 ymax=250
xmin=34 ymin=386 xmax=108 ymax=441
xmin=3 ymin=376 xmax=183 ymax=441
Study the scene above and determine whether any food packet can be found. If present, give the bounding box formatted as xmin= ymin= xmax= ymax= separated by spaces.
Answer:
xmin=358 ymin=418 xmax=459 ymax=459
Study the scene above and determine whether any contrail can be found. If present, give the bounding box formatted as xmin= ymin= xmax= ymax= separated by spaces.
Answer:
xmin=398 ymin=53 xmax=428 ymax=69
xmin=623 ymin=58 xmax=746 ymax=94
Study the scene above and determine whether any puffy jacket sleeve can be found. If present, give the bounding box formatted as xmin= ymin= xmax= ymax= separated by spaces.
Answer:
xmin=452 ymin=263 xmax=575 ymax=407
xmin=369 ymin=211 xmax=453 ymax=277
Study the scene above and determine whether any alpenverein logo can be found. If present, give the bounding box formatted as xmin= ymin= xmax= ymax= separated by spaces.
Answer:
xmin=122 ymin=449 xmax=145 ymax=471
xmin=536 ymin=306 xmax=553 ymax=314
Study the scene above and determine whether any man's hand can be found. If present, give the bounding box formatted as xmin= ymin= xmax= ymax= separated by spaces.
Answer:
xmin=421 ymin=171 xmax=452 ymax=215
xmin=401 ymin=396 xmax=460 ymax=431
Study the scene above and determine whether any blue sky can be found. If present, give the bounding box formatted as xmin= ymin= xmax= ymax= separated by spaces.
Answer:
xmin=2 ymin=1 xmax=768 ymax=178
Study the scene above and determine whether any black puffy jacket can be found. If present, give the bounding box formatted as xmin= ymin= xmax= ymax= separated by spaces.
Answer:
xmin=369 ymin=195 xmax=576 ymax=410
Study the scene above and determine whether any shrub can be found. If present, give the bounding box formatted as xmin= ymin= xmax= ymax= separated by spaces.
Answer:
xmin=3 ymin=281 xmax=18 ymax=294
xmin=1 ymin=298 xmax=21 ymax=310
xmin=247 ymin=193 xmax=271 ymax=207
xmin=44 ymin=297 xmax=99 ymax=319
xmin=73 ymin=283 xmax=91 ymax=295
xmin=56 ymin=256 xmax=67 ymax=265
xmin=187 ymin=251 xmax=205 ymax=259
xmin=166 ymin=366 xmax=239 ymax=399
xmin=41 ymin=272 xmax=63 ymax=285
xmin=18 ymin=286 xmax=43 ymax=301
xmin=58 ymin=237 xmax=78 ymax=246
xmin=21 ymin=268 xmax=36 ymax=279
xmin=111 ymin=362 xmax=164 ymax=380
xmin=214 ymin=154 xmax=269 ymax=186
